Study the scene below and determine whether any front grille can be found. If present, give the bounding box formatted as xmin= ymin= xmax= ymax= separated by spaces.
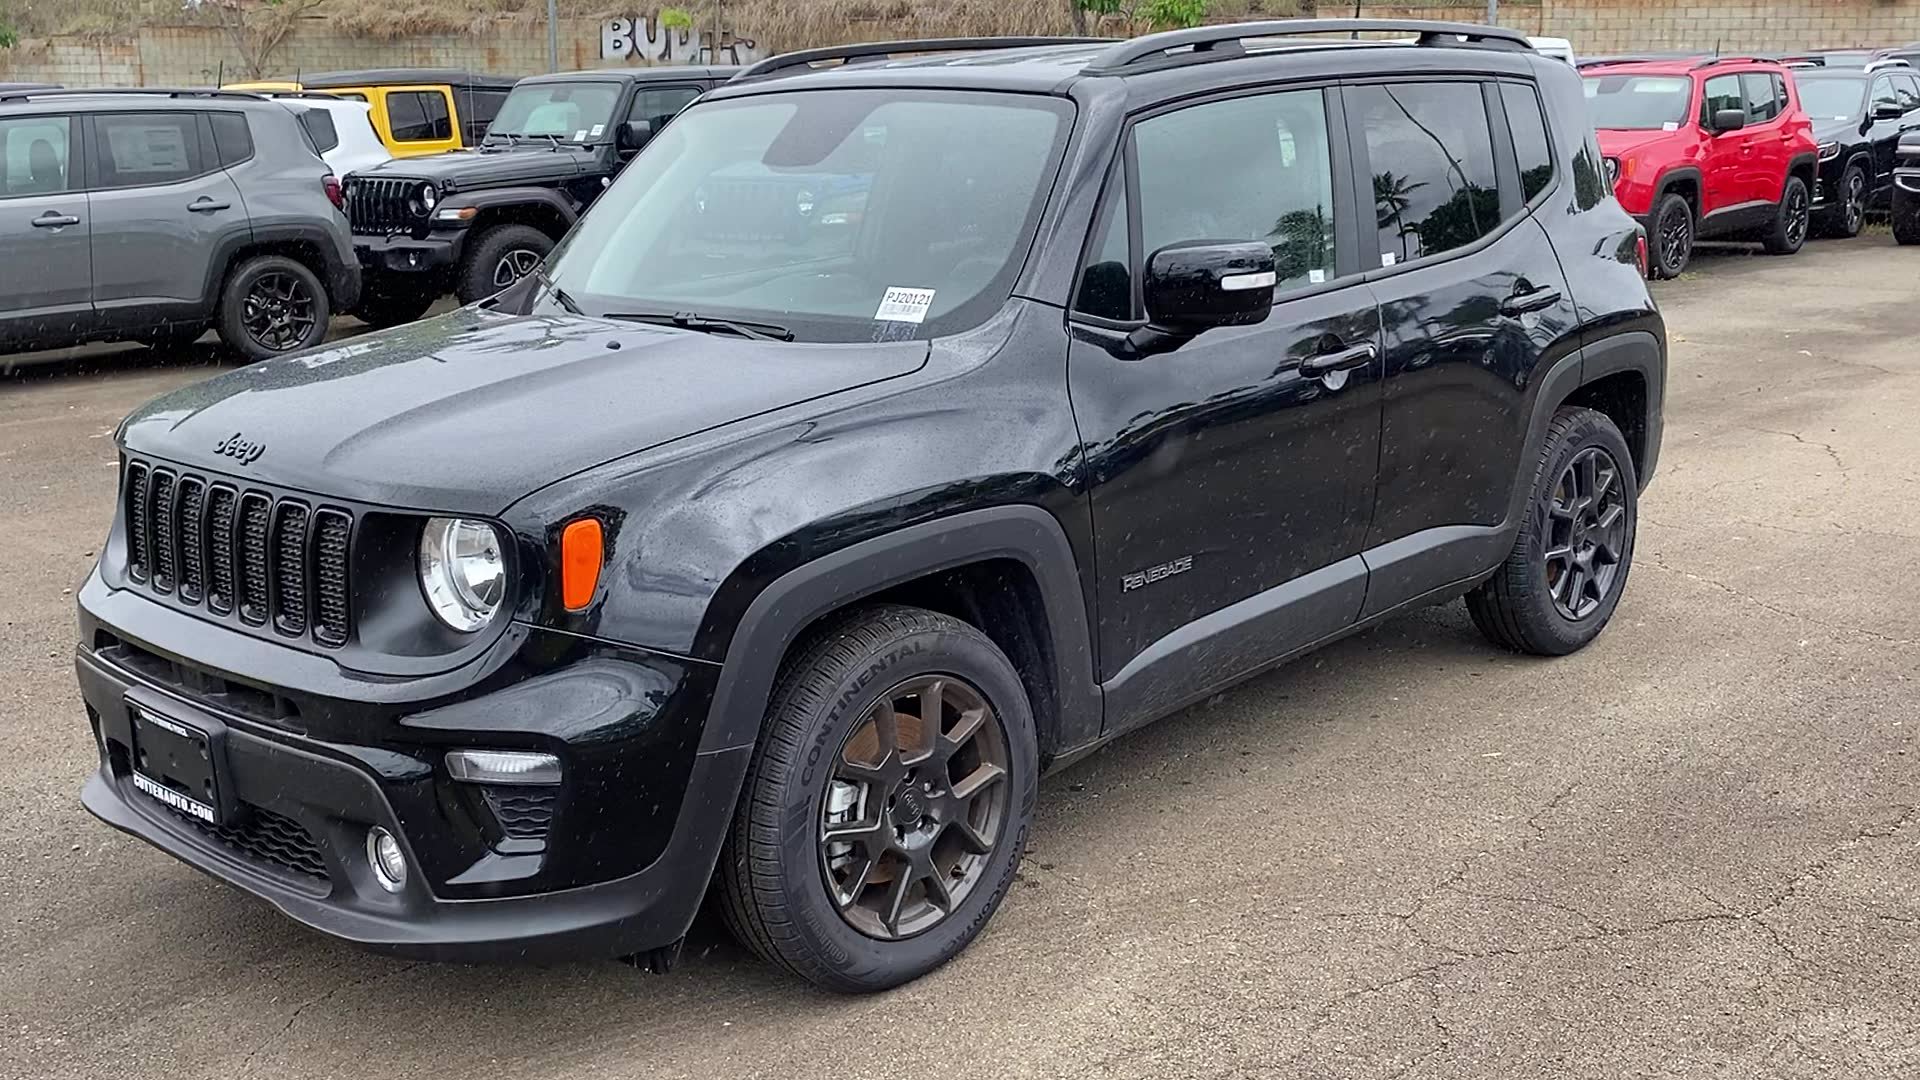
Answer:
xmin=121 ymin=459 xmax=354 ymax=648
xmin=346 ymin=176 xmax=422 ymax=236
xmin=483 ymin=787 xmax=557 ymax=840
xmin=188 ymin=802 xmax=329 ymax=882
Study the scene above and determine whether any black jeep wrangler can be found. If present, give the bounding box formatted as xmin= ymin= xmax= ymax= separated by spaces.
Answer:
xmin=344 ymin=66 xmax=736 ymax=323
xmin=76 ymin=23 xmax=1664 ymax=993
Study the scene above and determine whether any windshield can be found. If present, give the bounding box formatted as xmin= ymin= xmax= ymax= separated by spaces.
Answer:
xmin=487 ymin=81 xmax=621 ymax=142
xmin=1583 ymin=75 xmax=1694 ymax=129
xmin=1797 ymin=76 xmax=1866 ymax=121
xmin=543 ymin=89 xmax=1072 ymax=342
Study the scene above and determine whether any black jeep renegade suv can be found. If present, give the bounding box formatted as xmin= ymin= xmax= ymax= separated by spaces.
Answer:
xmin=75 ymin=23 xmax=1664 ymax=993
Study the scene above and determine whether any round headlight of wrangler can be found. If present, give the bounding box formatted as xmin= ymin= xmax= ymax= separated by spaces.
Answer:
xmin=421 ymin=183 xmax=439 ymax=210
xmin=419 ymin=517 xmax=505 ymax=632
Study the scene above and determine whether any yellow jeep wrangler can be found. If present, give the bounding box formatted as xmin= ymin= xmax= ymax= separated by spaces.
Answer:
xmin=225 ymin=69 xmax=520 ymax=157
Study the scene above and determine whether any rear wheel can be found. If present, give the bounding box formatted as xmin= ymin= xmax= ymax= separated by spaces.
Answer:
xmin=1762 ymin=176 xmax=1811 ymax=254
xmin=1649 ymin=193 xmax=1694 ymax=279
xmin=1467 ymin=407 xmax=1638 ymax=656
xmin=716 ymin=605 xmax=1037 ymax=992
xmin=454 ymin=224 xmax=553 ymax=305
xmin=215 ymin=255 xmax=330 ymax=362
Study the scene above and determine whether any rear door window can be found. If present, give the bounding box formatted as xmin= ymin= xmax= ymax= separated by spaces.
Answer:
xmin=93 ymin=112 xmax=207 ymax=189
xmin=1741 ymin=73 xmax=1781 ymax=122
xmin=1350 ymin=80 xmax=1500 ymax=265
xmin=387 ymin=91 xmax=452 ymax=142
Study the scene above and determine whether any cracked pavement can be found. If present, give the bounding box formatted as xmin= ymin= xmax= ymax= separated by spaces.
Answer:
xmin=3 ymin=238 xmax=1918 ymax=1079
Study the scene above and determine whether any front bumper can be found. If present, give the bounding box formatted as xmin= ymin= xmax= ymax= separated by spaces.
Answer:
xmin=74 ymin=576 xmax=745 ymax=962
xmin=352 ymin=229 xmax=466 ymax=275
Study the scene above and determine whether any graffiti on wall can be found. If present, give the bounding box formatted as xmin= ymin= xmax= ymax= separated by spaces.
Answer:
xmin=600 ymin=14 xmax=763 ymax=65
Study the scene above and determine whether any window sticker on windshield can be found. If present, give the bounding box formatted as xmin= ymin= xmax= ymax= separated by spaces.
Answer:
xmin=1663 ymin=121 xmax=1680 ymax=131
xmin=874 ymin=287 xmax=936 ymax=324
xmin=573 ymin=129 xmax=589 ymax=142
xmin=590 ymin=123 xmax=605 ymax=137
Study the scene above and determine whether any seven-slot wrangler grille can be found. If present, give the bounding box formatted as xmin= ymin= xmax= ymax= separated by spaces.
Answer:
xmin=123 ymin=460 xmax=352 ymax=648
xmin=345 ymin=177 xmax=423 ymax=235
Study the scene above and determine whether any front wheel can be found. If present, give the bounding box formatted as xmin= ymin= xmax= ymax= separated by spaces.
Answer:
xmin=215 ymin=255 xmax=330 ymax=362
xmin=1649 ymin=192 xmax=1694 ymax=279
xmin=716 ymin=605 xmax=1038 ymax=992
xmin=454 ymin=224 xmax=554 ymax=305
xmin=1894 ymin=189 xmax=1920 ymax=246
xmin=1814 ymin=163 xmax=1867 ymax=239
xmin=1467 ymin=407 xmax=1639 ymax=656
xmin=1762 ymin=175 xmax=1811 ymax=254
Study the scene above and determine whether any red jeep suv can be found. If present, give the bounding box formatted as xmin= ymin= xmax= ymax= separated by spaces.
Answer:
xmin=1583 ymin=57 xmax=1819 ymax=277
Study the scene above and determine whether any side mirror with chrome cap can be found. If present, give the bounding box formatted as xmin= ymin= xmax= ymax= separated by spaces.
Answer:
xmin=1125 ymin=240 xmax=1277 ymax=358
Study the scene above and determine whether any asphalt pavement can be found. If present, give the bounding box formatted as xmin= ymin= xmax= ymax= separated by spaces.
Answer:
xmin=1 ymin=240 xmax=1915 ymax=1079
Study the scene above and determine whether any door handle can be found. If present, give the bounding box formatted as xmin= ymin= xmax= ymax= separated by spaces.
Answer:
xmin=187 ymin=197 xmax=230 ymax=212
xmin=1299 ymin=342 xmax=1376 ymax=379
xmin=31 ymin=211 xmax=79 ymax=228
xmin=1500 ymin=286 xmax=1562 ymax=317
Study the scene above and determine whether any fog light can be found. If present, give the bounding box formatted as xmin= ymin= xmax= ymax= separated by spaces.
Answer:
xmin=366 ymin=827 xmax=407 ymax=893
xmin=446 ymin=749 xmax=561 ymax=785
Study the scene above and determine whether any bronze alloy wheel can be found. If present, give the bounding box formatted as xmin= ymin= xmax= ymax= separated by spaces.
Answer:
xmin=1542 ymin=445 xmax=1629 ymax=621
xmin=818 ymin=674 xmax=1011 ymax=940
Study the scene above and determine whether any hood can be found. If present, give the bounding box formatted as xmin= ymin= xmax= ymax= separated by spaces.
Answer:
xmin=119 ymin=310 xmax=930 ymax=515
xmin=1595 ymin=128 xmax=1682 ymax=158
xmin=350 ymin=144 xmax=599 ymax=189
xmin=1810 ymin=116 xmax=1863 ymax=144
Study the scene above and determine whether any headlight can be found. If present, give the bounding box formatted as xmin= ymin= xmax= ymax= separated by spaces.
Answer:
xmin=419 ymin=517 xmax=505 ymax=632
xmin=796 ymin=189 xmax=816 ymax=216
xmin=421 ymin=183 xmax=439 ymax=210
xmin=1818 ymin=141 xmax=1841 ymax=161
xmin=1603 ymin=156 xmax=1621 ymax=187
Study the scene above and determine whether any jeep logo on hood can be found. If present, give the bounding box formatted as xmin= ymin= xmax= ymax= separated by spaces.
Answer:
xmin=214 ymin=432 xmax=265 ymax=465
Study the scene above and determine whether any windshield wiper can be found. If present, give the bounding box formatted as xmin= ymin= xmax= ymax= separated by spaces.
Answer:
xmin=603 ymin=310 xmax=795 ymax=342
xmin=482 ymin=132 xmax=520 ymax=147
xmin=532 ymin=268 xmax=582 ymax=316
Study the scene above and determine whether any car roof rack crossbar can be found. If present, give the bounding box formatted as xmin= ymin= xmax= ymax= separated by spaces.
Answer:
xmin=0 ymin=86 xmax=266 ymax=102
xmin=1083 ymin=18 xmax=1531 ymax=75
xmin=733 ymin=37 xmax=1110 ymax=81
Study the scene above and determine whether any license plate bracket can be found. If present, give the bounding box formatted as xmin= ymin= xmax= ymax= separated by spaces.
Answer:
xmin=128 ymin=702 xmax=234 ymax=826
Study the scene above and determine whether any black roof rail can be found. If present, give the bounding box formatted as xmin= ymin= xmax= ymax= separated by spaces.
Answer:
xmin=0 ymin=86 xmax=267 ymax=103
xmin=1082 ymin=18 xmax=1532 ymax=75
xmin=733 ymin=37 xmax=1109 ymax=81
xmin=1576 ymin=52 xmax=1709 ymax=68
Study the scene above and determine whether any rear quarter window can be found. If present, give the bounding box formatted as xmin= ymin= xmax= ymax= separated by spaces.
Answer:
xmin=298 ymin=109 xmax=340 ymax=155
xmin=209 ymin=111 xmax=254 ymax=166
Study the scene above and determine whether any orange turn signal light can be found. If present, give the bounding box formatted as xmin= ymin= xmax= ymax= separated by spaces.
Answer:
xmin=560 ymin=518 xmax=604 ymax=612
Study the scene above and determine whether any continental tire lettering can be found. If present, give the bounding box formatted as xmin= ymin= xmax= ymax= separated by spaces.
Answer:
xmin=799 ymin=638 xmax=928 ymax=788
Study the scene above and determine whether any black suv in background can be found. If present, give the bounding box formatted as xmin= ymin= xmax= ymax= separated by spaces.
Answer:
xmin=1794 ymin=62 xmax=1920 ymax=236
xmin=344 ymin=66 xmax=735 ymax=324
xmin=1896 ymin=129 xmax=1920 ymax=242
xmin=0 ymin=88 xmax=358 ymax=359
xmin=74 ymin=23 xmax=1663 ymax=993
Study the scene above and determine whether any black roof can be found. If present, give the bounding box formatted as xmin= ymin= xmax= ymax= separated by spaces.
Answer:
xmin=519 ymin=66 xmax=740 ymax=84
xmin=298 ymin=69 xmax=521 ymax=90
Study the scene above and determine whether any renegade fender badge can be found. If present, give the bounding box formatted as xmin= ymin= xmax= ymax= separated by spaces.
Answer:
xmin=214 ymin=432 xmax=265 ymax=465
xmin=1122 ymin=555 xmax=1194 ymax=593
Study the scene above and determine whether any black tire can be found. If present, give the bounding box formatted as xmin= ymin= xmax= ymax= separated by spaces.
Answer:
xmin=355 ymin=275 xmax=436 ymax=328
xmin=1761 ymin=175 xmax=1811 ymax=255
xmin=454 ymin=224 xmax=554 ymax=305
xmin=1894 ymin=191 xmax=1920 ymax=246
xmin=215 ymin=254 xmax=330 ymax=363
xmin=1467 ymin=407 xmax=1639 ymax=657
xmin=1648 ymin=192 xmax=1694 ymax=279
xmin=1814 ymin=163 xmax=1867 ymax=239
xmin=716 ymin=604 xmax=1038 ymax=993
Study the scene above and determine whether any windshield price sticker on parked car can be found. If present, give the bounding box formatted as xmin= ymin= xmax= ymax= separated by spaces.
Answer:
xmin=874 ymin=287 xmax=936 ymax=323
